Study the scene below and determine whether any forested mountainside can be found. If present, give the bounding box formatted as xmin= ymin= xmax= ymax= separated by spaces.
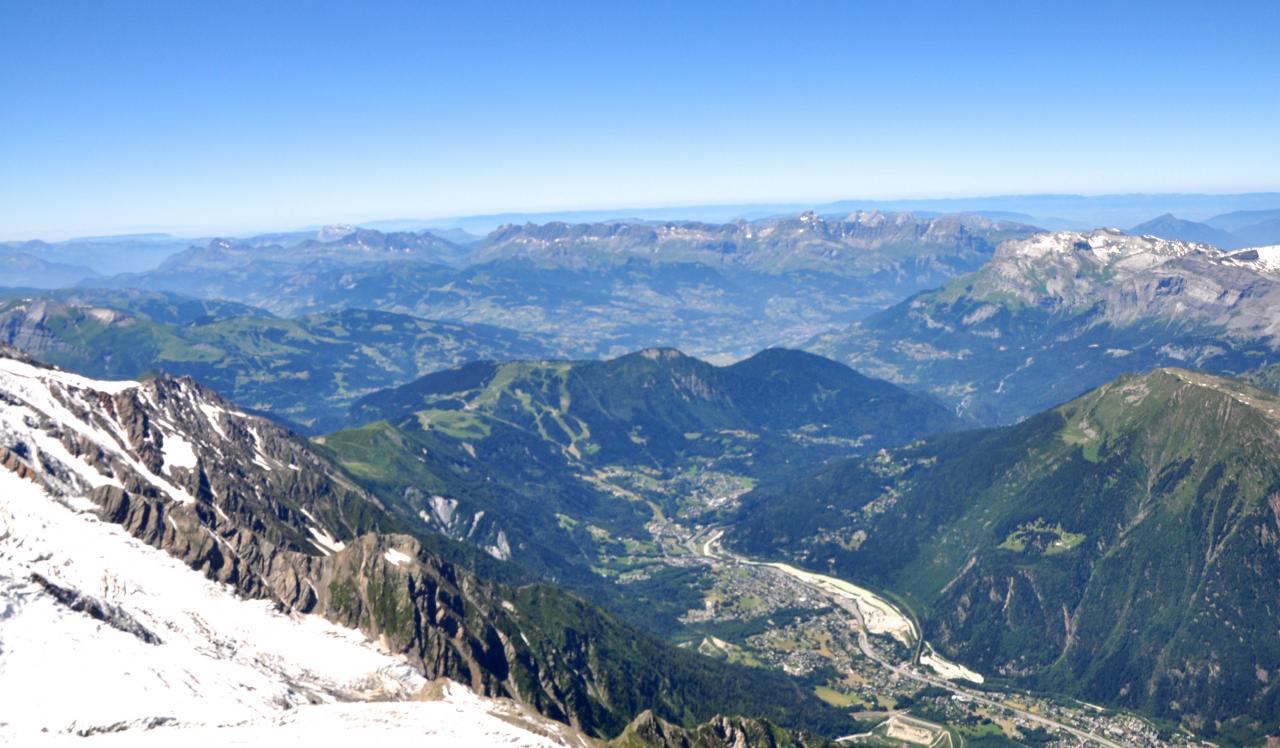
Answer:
xmin=323 ymin=347 xmax=965 ymax=587
xmin=732 ymin=367 xmax=1280 ymax=741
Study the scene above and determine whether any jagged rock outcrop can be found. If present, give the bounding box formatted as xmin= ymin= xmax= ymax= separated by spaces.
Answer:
xmin=610 ymin=710 xmax=831 ymax=748
xmin=0 ymin=347 xmax=604 ymax=732
xmin=29 ymin=572 xmax=165 ymax=645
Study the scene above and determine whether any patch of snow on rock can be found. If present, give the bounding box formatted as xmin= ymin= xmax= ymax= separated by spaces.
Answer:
xmin=161 ymin=432 xmax=198 ymax=471
xmin=308 ymin=526 xmax=346 ymax=555
xmin=383 ymin=548 xmax=412 ymax=567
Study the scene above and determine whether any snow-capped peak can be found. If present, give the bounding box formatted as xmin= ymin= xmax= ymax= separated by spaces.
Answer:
xmin=317 ymin=223 xmax=358 ymax=242
xmin=0 ymin=351 xmax=351 ymax=550
xmin=1000 ymin=228 xmax=1210 ymax=266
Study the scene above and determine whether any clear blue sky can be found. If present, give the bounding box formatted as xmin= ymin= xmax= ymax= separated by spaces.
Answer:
xmin=2 ymin=0 xmax=1278 ymax=239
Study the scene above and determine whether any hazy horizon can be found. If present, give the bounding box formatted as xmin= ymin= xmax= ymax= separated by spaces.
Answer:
xmin=4 ymin=189 xmax=1280 ymax=244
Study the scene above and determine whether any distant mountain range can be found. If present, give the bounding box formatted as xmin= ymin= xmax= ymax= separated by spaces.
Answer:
xmin=0 ymin=234 xmax=193 ymax=276
xmin=1207 ymin=208 xmax=1280 ymax=246
xmin=809 ymin=193 xmax=1280 ymax=233
xmin=1128 ymin=208 xmax=1280 ymax=248
xmin=76 ymin=211 xmax=1034 ymax=359
xmin=468 ymin=211 xmax=1028 ymax=274
xmin=1128 ymin=213 xmax=1248 ymax=248
xmin=811 ymin=229 xmax=1280 ymax=424
xmin=0 ymin=225 xmax=477 ymax=280
xmin=0 ymin=250 xmax=100 ymax=289
xmin=10 ymin=191 xmax=1280 ymax=248
xmin=8 ymin=204 xmax=1279 ymax=369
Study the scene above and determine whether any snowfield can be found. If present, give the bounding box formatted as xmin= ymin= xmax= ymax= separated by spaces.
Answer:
xmin=22 ymin=696 xmax=591 ymax=747
xmin=0 ymin=468 xmax=587 ymax=746
xmin=160 ymin=431 xmax=198 ymax=471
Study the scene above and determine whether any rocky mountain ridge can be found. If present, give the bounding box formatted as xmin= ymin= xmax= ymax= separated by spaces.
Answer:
xmin=0 ymin=346 xmax=853 ymax=740
xmin=472 ymin=211 xmax=1033 ymax=274
xmin=974 ymin=229 xmax=1280 ymax=332
xmin=158 ymin=226 xmax=466 ymax=270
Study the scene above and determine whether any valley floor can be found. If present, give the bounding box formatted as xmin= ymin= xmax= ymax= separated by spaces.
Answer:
xmin=589 ymin=464 xmax=1200 ymax=748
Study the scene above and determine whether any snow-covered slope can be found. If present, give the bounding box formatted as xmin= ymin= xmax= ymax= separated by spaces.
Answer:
xmin=0 ymin=348 xmax=390 ymax=601
xmin=55 ymin=697 xmax=592 ymax=747
xmin=0 ymin=467 xmax=591 ymax=746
